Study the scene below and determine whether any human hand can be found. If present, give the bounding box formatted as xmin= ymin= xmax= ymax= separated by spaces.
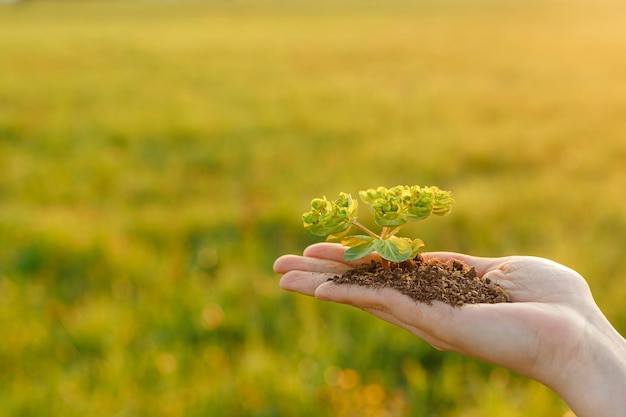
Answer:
xmin=274 ymin=243 xmax=626 ymax=417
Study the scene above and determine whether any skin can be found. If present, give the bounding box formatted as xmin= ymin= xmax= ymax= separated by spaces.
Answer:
xmin=274 ymin=243 xmax=626 ymax=417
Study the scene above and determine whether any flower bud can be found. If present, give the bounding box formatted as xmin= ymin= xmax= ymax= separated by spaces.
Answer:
xmin=369 ymin=191 xmax=406 ymax=227
xmin=431 ymin=188 xmax=454 ymax=216
xmin=358 ymin=186 xmax=387 ymax=204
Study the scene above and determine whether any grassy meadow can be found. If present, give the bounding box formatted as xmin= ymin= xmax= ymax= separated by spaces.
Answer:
xmin=1 ymin=0 xmax=626 ymax=415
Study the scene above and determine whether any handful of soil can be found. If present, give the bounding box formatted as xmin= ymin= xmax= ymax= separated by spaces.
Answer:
xmin=330 ymin=256 xmax=510 ymax=306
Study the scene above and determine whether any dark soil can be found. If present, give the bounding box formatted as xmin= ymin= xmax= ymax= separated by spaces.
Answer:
xmin=330 ymin=255 xmax=510 ymax=307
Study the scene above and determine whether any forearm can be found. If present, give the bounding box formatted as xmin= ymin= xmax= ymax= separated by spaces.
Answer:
xmin=551 ymin=317 xmax=626 ymax=417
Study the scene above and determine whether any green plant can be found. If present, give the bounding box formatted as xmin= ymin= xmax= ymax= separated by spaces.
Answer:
xmin=302 ymin=185 xmax=454 ymax=264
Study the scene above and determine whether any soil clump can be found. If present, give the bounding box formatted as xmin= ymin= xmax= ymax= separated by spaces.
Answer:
xmin=331 ymin=256 xmax=510 ymax=306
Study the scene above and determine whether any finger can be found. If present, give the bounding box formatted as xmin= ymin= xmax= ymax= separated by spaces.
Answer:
xmin=275 ymin=252 xmax=352 ymax=297
xmin=314 ymin=282 xmax=461 ymax=346
xmin=494 ymin=257 xmax=592 ymax=303
xmin=279 ymin=271 xmax=336 ymax=296
xmin=273 ymin=254 xmax=352 ymax=274
xmin=303 ymin=242 xmax=381 ymax=266
xmin=361 ymin=305 xmax=454 ymax=351
xmin=302 ymin=242 xmax=346 ymax=261
xmin=482 ymin=268 xmax=517 ymax=299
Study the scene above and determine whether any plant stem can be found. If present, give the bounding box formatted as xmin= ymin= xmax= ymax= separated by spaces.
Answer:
xmin=387 ymin=225 xmax=404 ymax=237
xmin=381 ymin=258 xmax=390 ymax=270
xmin=352 ymin=221 xmax=380 ymax=239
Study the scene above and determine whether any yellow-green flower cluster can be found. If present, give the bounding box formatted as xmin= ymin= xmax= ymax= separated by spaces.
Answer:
xmin=302 ymin=185 xmax=455 ymax=263
xmin=359 ymin=185 xmax=454 ymax=227
xmin=302 ymin=192 xmax=358 ymax=236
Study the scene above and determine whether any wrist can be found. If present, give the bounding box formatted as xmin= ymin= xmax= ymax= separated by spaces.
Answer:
xmin=549 ymin=313 xmax=626 ymax=417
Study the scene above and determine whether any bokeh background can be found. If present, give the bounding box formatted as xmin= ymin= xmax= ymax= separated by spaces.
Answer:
xmin=1 ymin=0 xmax=625 ymax=415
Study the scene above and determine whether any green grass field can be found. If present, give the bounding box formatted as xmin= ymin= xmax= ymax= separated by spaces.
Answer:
xmin=1 ymin=0 xmax=625 ymax=415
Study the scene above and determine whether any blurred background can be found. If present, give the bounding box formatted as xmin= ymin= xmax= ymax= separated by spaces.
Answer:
xmin=1 ymin=0 xmax=625 ymax=415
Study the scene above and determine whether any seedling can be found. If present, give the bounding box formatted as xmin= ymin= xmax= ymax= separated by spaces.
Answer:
xmin=302 ymin=185 xmax=454 ymax=266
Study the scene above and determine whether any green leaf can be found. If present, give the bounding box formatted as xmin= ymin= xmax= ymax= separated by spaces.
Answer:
xmin=340 ymin=235 xmax=373 ymax=248
xmin=326 ymin=228 xmax=352 ymax=242
xmin=410 ymin=238 xmax=425 ymax=258
xmin=372 ymin=236 xmax=414 ymax=263
xmin=344 ymin=240 xmax=376 ymax=261
xmin=373 ymin=212 xmax=406 ymax=227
